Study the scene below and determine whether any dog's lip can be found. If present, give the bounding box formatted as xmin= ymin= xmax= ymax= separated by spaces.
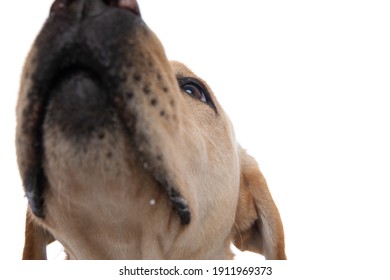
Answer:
xmin=49 ymin=64 xmax=101 ymax=89
xmin=46 ymin=62 xmax=110 ymax=106
xmin=33 ymin=44 xmax=121 ymax=114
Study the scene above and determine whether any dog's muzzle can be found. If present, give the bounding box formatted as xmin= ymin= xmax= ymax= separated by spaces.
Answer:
xmin=17 ymin=0 xmax=191 ymax=225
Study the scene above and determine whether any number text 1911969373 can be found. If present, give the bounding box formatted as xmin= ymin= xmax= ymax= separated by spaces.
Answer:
xmin=212 ymin=266 xmax=272 ymax=276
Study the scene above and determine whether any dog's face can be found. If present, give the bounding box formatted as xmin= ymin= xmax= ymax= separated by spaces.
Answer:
xmin=16 ymin=0 xmax=286 ymax=260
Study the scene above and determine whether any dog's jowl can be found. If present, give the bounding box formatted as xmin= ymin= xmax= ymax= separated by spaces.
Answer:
xmin=16 ymin=0 xmax=286 ymax=260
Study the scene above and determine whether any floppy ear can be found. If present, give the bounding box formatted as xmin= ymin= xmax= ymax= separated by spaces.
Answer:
xmin=233 ymin=147 xmax=286 ymax=260
xmin=22 ymin=209 xmax=54 ymax=260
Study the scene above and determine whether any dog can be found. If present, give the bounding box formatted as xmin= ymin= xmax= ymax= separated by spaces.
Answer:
xmin=16 ymin=0 xmax=286 ymax=260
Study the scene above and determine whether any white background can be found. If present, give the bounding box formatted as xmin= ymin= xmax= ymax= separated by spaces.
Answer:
xmin=1 ymin=0 xmax=390 ymax=273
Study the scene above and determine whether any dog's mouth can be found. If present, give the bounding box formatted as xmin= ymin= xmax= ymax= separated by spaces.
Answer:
xmin=17 ymin=0 xmax=191 ymax=225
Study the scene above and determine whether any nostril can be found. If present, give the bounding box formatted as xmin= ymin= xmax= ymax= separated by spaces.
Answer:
xmin=119 ymin=0 xmax=141 ymax=16
xmin=50 ymin=0 xmax=73 ymax=13
xmin=104 ymin=0 xmax=141 ymax=16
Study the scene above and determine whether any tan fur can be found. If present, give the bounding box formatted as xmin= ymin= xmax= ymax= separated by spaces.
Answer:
xmin=23 ymin=209 xmax=54 ymax=260
xmin=233 ymin=148 xmax=287 ymax=260
xmin=17 ymin=1 xmax=286 ymax=260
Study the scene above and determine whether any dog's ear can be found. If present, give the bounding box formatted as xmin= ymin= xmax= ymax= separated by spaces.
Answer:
xmin=233 ymin=147 xmax=286 ymax=260
xmin=22 ymin=209 xmax=54 ymax=260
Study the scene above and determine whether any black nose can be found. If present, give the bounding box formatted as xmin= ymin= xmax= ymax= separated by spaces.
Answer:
xmin=50 ymin=0 xmax=141 ymax=19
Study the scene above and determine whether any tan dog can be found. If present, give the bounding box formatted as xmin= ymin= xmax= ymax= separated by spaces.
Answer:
xmin=16 ymin=0 xmax=286 ymax=260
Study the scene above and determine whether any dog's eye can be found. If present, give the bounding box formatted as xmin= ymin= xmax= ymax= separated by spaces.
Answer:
xmin=178 ymin=78 xmax=218 ymax=113
xmin=182 ymin=83 xmax=207 ymax=103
